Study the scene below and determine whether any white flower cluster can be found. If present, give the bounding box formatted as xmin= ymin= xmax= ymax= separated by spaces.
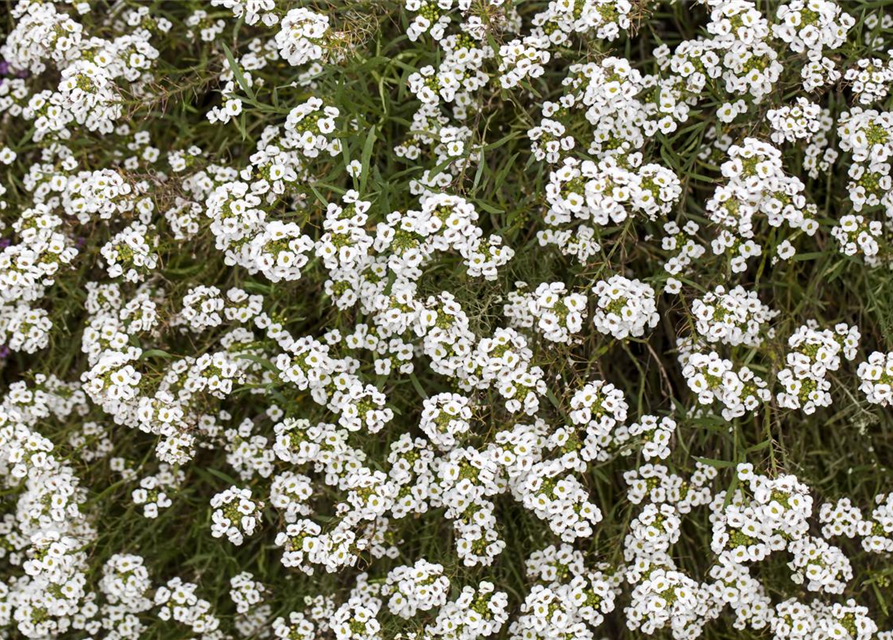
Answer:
xmin=155 ymin=577 xmax=221 ymax=637
xmin=504 ymin=282 xmax=587 ymax=344
xmin=276 ymin=8 xmax=331 ymax=67
xmin=629 ymin=415 xmax=677 ymax=461
xmin=419 ymin=392 xmax=473 ymax=451
xmin=771 ymin=599 xmax=877 ymax=640
xmin=681 ymin=346 xmax=771 ymax=420
xmin=131 ymin=464 xmax=183 ymax=518
xmin=857 ymin=351 xmax=893 ymax=406
xmin=711 ymin=464 xmax=814 ymax=564
xmin=498 ymin=36 xmax=550 ymax=89
xmin=777 ymin=322 xmax=860 ymax=414
xmin=428 ymin=581 xmax=509 ymax=640
xmin=539 ymin=155 xmax=683 ymax=263
xmin=592 ymin=275 xmax=659 ymax=340
xmin=3 ymin=3 xmax=163 ymax=140
xmin=565 ymin=379 xmax=629 ymax=463
xmin=845 ymin=57 xmax=893 ymax=106
xmin=2 ymin=1 xmax=893 ymax=640
xmin=521 ymin=460 xmax=603 ymax=542
xmin=773 ymin=0 xmax=854 ymax=59
xmin=837 ymin=108 xmax=893 ymax=217
xmin=707 ymin=137 xmax=816 ymax=244
xmin=768 ymin=98 xmax=824 ymax=144
xmin=661 ymin=220 xmax=707 ymax=277
xmin=100 ymin=222 xmax=158 ymax=283
xmin=786 ymin=536 xmax=852 ymax=595
xmin=383 ymin=559 xmax=450 ymax=619
xmin=691 ymin=285 xmax=777 ymax=348
xmin=211 ymin=0 xmax=278 ymax=27
xmin=210 ymin=485 xmax=265 ymax=545
xmin=627 ymin=568 xmax=707 ymax=638
xmin=821 ymin=493 xmax=893 ymax=554
xmin=831 ymin=214 xmax=883 ymax=258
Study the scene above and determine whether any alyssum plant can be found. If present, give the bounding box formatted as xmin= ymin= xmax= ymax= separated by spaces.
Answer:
xmin=1 ymin=0 xmax=893 ymax=639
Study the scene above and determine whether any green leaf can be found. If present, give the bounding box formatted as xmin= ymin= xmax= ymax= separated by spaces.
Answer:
xmin=360 ymin=125 xmax=377 ymax=193
xmin=139 ymin=349 xmax=175 ymax=360
xmin=221 ymin=42 xmax=256 ymax=101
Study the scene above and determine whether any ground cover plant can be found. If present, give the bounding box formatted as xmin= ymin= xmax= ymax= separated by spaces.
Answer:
xmin=3 ymin=0 xmax=893 ymax=638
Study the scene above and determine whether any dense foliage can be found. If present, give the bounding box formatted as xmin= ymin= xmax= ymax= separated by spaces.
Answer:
xmin=2 ymin=1 xmax=893 ymax=639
